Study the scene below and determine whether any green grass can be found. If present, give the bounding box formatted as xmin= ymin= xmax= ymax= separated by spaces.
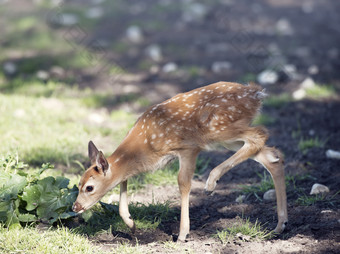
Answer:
xmin=298 ymin=137 xmax=327 ymax=155
xmin=305 ymin=84 xmax=336 ymax=99
xmin=296 ymin=191 xmax=340 ymax=206
xmin=75 ymin=201 xmax=178 ymax=235
xmin=264 ymin=93 xmax=292 ymax=108
xmin=215 ymin=217 xmax=274 ymax=245
xmin=252 ymin=114 xmax=276 ymax=126
xmin=0 ymin=225 xmax=104 ymax=254
xmin=241 ymin=172 xmax=274 ymax=200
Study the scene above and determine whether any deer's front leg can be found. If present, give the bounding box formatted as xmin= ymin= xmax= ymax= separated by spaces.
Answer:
xmin=119 ymin=180 xmax=135 ymax=233
xmin=177 ymin=149 xmax=200 ymax=242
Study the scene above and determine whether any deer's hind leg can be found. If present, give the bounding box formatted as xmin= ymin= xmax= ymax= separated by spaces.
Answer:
xmin=205 ymin=126 xmax=267 ymax=193
xmin=253 ymin=146 xmax=288 ymax=233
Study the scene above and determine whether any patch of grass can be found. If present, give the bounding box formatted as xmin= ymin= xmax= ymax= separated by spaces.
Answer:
xmin=75 ymin=201 xmax=178 ymax=235
xmin=215 ymin=217 xmax=274 ymax=245
xmin=298 ymin=136 xmax=327 ymax=155
xmin=0 ymin=92 xmax=130 ymax=166
xmin=264 ymin=93 xmax=292 ymax=108
xmin=296 ymin=191 xmax=340 ymax=206
xmin=305 ymin=84 xmax=336 ymax=99
xmin=252 ymin=114 xmax=276 ymax=126
xmin=241 ymin=172 xmax=274 ymax=200
xmin=240 ymin=73 xmax=257 ymax=83
xmin=0 ymin=225 xmax=104 ymax=254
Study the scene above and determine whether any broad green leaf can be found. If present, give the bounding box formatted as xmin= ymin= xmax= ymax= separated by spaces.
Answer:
xmin=0 ymin=173 xmax=27 ymax=198
xmin=22 ymin=185 xmax=41 ymax=211
xmin=55 ymin=176 xmax=69 ymax=189
xmin=18 ymin=213 xmax=36 ymax=222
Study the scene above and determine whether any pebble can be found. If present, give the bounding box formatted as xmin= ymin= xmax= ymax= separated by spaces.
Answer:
xmin=36 ymin=70 xmax=49 ymax=81
xmin=145 ymin=44 xmax=162 ymax=62
xmin=182 ymin=2 xmax=208 ymax=22
xmin=126 ymin=25 xmax=143 ymax=43
xmin=308 ymin=65 xmax=319 ymax=75
xmin=257 ymin=69 xmax=278 ymax=85
xmin=211 ymin=61 xmax=232 ymax=73
xmin=326 ymin=149 xmax=340 ymax=160
xmin=282 ymin=64 xmax=299 ymax=80
xmin=3 ymin=62 xmax=17 ymax=75
xmin=235 ymin=195 xmax=246 ymax=203
xmin=85 ymin=7 xmax=104 ymax=19
xmin=88 ymin=112 xmax=105 ymax=124
xmin=310 ymin=183 xmax=329 ymax=195
xmin=263 ymin=189 xmax=276 ymax=201
xmin=293 ymin=77 xmax=315 ymax=100
xmin=276 ymin=18 xmax=294 ymax=36
xmin=59 ymin=13 xmax=78 ymax=26
xmin=162 ymin=62 xmax=177 ymax=73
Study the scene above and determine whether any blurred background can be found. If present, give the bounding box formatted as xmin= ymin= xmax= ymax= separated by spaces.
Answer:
xmin=0 ymin=0 xmax=339 ymax=169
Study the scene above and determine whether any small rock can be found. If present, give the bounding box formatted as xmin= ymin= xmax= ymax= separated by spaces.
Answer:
xmin=293 ymin=77 xmax=316 ymax=100
xmin=3 ymin=62 xmax=17 ymax=75
xmin=326 ymin=149 xmax=340 ymax=160
xmin=300 ymin=77 xmax=316 ymax=89
xmin=308 ymin=65 xmax=319 ymax=75
xmin=162 ymin=62 xmax=177 ymax=73
xmin=59 ymin=13 xmax=78 ymax=26
xmin=145 ymin=44 xmax=162 ymax=62
xmin=308 ymin=129 xmax=315 ymax=136
xmin=211 ymin=61 xmax=232 ymax=74
xmin=36 ymin=70 xmax=49 ymax=81
xmin=50 ymin=66 xmax=65 ymax=78
xmin=257 ymin=69 xmax=278 ymax=85
xmin=126 ymin=25 xmax=143 ymax=43
xmin=182 ymin=3 xmax=208 ymax=22
xmin=263 ymin=189 xmax=276 ymax=201
xmin=310 ymin=183 xmax=329 ymax=195
xmin=85 ymin=7 xmax=104 ymax=19
xmin=235 ymin=195 xmax=246 ymax=203
xmin=282 ymin=64 xmax=298 ymax=80
xmin=276 ymin=18 xmax=293 ymax=36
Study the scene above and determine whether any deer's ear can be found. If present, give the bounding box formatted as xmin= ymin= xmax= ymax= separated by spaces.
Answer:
xmin=96 ymin=151 xmax=109 ymax=176
xmin=88 ymin=141 xmax=99 ymax=165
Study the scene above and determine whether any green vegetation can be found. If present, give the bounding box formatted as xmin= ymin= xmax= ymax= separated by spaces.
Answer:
xmin=305 ymin=84 xmax=336 ymax=99
xmin=0 ymin=225 xmax=104 ymax=254
xmin=296 ymin=191 xmax=340 ymax=206
xmin=215 ymin=217 xmax=274 ymax=245
xmin=252 ymin=114 xmax=276 ymax=126
xmin=298 ymin=137 xmax=327 ymax=155
xmin=0 ymin=154 xmax=78 ymax=228
xmin=264 ymin=93 xmax=292 ymax=108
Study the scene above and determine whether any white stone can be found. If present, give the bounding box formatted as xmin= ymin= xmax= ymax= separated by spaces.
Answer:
xmin=126 ymin=25 xmax=143 ymax=43
xmin=13 ymin=109 xmax=26 ymax=118
xmin=310 ymin=183 xmax=330 ymax=195
xmin=235 ymin=195 xmax=246 ymax=203
xmin=88 ymin=112 xmax=105 ymax=124
xmin=308 ymin=65 xmax=319 ymax=75
xmin=293 ymin=88 xmax=306 ymax=100
xmin=36 ymin=70 xmax=49 ymax=81
xmin=263 ymin=189 xmax=276 ymax=201
xmin=211 ymin=61 xmax=232 ymax=73
xmin=257 ymin=70 xmax=278 ymax=85
xmin=276 ymin=18 xmax=293 ymax=36
xmin=59 ymin=13 xmax=78 ymax=26
xmin=145 ymin=44 xmax=162 ymax=62
xmin=85 ymin=7 xmax=104 ymax=19
xmin=300 ymin=77 xmax=316 ymax=89
xmin=3 ymin=62 xmax=17 ymax=75
xmin=162 ymin=62 xmax=177 ymax=73
xmin=326 ymin=149 xmax=340 ymax=160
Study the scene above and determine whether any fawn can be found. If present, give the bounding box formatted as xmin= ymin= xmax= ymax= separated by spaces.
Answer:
xmin=73 ymin=81 xmax=288 ymax=241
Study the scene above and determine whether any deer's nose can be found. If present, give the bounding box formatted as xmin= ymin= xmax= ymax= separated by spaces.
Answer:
xmin=72 ymin=202 xmax=84 ymax=213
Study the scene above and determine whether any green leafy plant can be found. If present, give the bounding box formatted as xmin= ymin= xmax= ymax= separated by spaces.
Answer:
xmin=0 ymin=154 xmax=78 ymax=228
xmin=296 ymin=191 xmax=340 ymax=206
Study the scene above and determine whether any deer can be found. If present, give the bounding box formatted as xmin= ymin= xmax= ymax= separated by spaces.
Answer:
xmin=72 ymin=81 xmax=288 ymax=241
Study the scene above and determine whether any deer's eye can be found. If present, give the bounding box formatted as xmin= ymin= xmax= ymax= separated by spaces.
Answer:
xmin=86 ymin=186 xmax=94 ymax=192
